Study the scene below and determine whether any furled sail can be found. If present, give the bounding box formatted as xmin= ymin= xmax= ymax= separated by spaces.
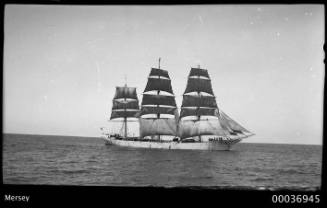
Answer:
xmin=140 ymin=67 xmax=178 ymax=139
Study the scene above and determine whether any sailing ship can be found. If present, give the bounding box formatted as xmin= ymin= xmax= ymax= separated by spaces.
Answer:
xmin=102 ymin=61 xmax=254 ymax=150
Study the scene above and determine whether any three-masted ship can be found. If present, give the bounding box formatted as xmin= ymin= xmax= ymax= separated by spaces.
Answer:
xmin=102 ymin=61 xmax=254 ymax=150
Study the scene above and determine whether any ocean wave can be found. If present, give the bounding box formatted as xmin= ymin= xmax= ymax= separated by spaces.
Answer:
xmin=278 ymin=168 xmax=306 ymax=175
xmin=60 ymin=169 xmax=90 ymax=174
xmin=251 ymin=177 xmax=273 ymax=182
xmin=85 ymin=160 xmax=98 ymax=163
xmin=61 ymin=160 xmax=79 ymax=164
xmin=3 ymin=135 xmax=322 ymax=187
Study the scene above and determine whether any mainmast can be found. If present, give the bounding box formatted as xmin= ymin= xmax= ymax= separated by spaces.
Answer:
xmin=196 ymin=65 xmax=202 ymax=141
xmin=139 ymin=59 xmax=178 ymax=140
xmin=157 ymin=58 xmax=161 ymax=140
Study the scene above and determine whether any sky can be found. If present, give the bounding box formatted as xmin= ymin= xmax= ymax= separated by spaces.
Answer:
xmin=3 ymin=5 xmax=324 ymax=145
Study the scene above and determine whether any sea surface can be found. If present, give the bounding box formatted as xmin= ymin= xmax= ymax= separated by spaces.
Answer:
xmin=3 ymin=134 xmax=322 ymax=190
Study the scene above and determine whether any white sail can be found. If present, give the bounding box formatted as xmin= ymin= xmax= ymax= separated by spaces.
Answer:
xmin=139 ymin=118 xmax=177 ymax=138
xmin=178 ymin=118 xmax=230 ymax=139
xmin=108 ymin=119 xmax=140 ymax=137
xmin=218 ymin=110 xmax=253 ymax=136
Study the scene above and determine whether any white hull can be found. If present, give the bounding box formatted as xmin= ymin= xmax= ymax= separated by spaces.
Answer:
xmin=103 ymin=136 xmax=241 ymax=151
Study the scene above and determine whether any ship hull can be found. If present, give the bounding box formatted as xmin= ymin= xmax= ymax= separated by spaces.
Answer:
xmin=103 ymin=136 xmax=241 ymax=151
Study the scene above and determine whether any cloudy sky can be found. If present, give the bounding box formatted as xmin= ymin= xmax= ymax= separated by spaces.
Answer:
xmin=4 ymin=5 xmax=324 ymax=144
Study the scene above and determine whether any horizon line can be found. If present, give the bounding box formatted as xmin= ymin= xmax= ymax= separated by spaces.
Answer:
xmin=2 ymin=132 xmax=323 ymax=146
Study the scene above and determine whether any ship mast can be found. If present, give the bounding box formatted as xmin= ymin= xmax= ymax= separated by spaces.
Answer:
xmin=110 ymin=83 xmax=139 ymax=138
xmin=124 ymin=75 xmax=127 ymax=138
xmin=179 ymin=66 xmax=254 ymax=141
xmin=157 ymin=58 xmax=161 ymax=141
xmin=179 ymin=66 xmax=218 ymax=140
xmin=196 ymin=65 xmax=202 ymax=142
xmin=139 ymin=58 xmax=178 ymax=140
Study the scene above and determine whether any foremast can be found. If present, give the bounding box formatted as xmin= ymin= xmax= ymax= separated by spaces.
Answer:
xmin=110 ymin=85 xmax=139 ymax=138
xmin=179 ymin=66 xmax=253 ymax=141
xmin=139 ymin=59 xmax=178 ymax=141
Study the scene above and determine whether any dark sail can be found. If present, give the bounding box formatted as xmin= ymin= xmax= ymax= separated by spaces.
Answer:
xmin=141 ymin=94 xmax=176 ymax=106
xmin=149 ymin=68 xmax=170 ymax=79
xmin=110 ymin=110 xmax=139 ymax=119
xmin=112 ymin=100 xmax=139 ymax=110
xmin=180 ymin=108 xmax=217 ymax=118
xmin=111 ymin=86 xmax=140 ymax=120
xmin=184 ymin=78 xmax=214 ymax=95
xmin=140 ymin=66 xmax=178 ymax=138
xmin=141 ymin=106 xmax=176 ymax=116
xmin=114 ymin=86 xmax=138 ymax=100
xmin=180 ymin=67 xmax=217 ymax=119
xmin=144 ymin=78 xmax=174 ymax=94
xmin=189 ymin=68 xmax=210 ymax=78
xmin=182 ymin=95 xmax=217 ymax=108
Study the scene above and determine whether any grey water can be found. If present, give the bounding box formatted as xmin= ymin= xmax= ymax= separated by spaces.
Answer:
xmin=3 ymin=134 xmax=322 ymax=190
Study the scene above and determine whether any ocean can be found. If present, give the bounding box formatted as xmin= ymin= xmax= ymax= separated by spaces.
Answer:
xmin=3 ymin=134 xmax=322 ymax=190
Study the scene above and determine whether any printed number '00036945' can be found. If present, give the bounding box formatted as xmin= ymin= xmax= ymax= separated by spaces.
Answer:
xmin=272 ymin=195 xmax=320 ymax=203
